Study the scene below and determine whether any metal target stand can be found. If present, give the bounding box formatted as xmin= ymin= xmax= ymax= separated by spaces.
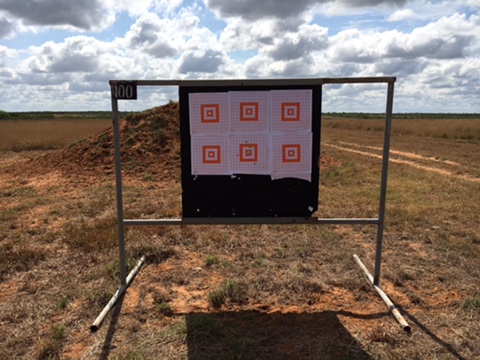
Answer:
xmin=91 ymin=77 xmax=410 ymax=333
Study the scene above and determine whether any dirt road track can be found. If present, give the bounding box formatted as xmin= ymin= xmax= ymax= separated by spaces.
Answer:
xmin=324 ymin=141 xmax=480 ymax=183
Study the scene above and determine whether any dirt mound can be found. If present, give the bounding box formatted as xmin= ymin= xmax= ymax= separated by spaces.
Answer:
xmin=11 ymin=101 xmax=340 ymax=179
xmin=13 ymin=102 xmax=181 ymax=179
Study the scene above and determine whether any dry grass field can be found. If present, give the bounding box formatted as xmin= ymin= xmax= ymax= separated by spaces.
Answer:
xmin=0 ymin=114 xmax=111 ymax=152
xmin=0 ymin=105 xmax=479 ymax=359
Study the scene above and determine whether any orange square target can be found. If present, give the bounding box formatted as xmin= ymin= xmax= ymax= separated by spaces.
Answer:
xmin=202 ymin=145 xmax=221 ymax=164
xmin=201 ymin=104 xmax=220 ymax=123
xmin=282 ymin=144 xmax=301 ymax=163
xmin=240 ymin=102 xmax=259 ymax=121
xmin=281 ymin=102 xmax=300 ymax=122
xmin=239 ymin=143 xmax=258 ymax=162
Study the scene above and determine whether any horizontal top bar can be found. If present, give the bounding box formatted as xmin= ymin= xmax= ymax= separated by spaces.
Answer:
xmin=109 ymin=77 xmax=396 ymax=87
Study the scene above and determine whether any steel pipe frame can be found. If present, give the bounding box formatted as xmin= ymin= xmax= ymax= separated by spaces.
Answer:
xmin=354 ymin=254 xmax=411 ymax=332
xmin=111 ymin=94 xmax=127 ymax=287
xmin=123 ymin=217 xmax=380 ymax=226
xmin=111 ymin=77 xmax=395 ymax=288
xmin=110 ymin=76 xmax=396 ymax=88
xmin=90 ymin=256 xmax=145 ymax=333
xmin=95 ymin=77 xmax=398 ymax=332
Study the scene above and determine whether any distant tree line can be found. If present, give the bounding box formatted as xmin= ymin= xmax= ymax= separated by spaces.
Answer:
xmin=323 ymin=112 xmax=479 ymax=119
xmin=0 ymin=110 xmax=478 ymax=121
xmin=0 ymin=111 xmax=130 ymax=120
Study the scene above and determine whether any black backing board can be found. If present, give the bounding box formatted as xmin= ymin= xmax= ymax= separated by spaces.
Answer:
xmin=180 ymin=84 xmax=321 ymax=218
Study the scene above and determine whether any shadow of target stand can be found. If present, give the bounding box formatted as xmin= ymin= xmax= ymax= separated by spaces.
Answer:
xmin=91 ymin=77 xmax=411 ymax=333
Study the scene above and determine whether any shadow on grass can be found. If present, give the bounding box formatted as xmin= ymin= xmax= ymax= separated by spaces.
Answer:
xmin=185 ymin=310 xmax=378 ymax=360
xmin=99 ymin=293 xmax=125 ymax=360
xmin=398 ymin=306 xmax=468 ymax=360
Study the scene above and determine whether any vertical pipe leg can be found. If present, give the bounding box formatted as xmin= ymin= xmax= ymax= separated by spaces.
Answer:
xmin=111 ymin=92 xmax=127 ymax=286
xmin=374 ymin=80 xmax=395 ymax=286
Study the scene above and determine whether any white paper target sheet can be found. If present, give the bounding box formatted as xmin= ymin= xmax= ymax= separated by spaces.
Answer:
xmin=189 ymin=89 xmax=313 ymax=181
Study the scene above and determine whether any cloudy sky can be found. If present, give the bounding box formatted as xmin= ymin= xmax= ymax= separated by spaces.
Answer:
xmin=0 ymin=0 xmax=479 ymax=113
